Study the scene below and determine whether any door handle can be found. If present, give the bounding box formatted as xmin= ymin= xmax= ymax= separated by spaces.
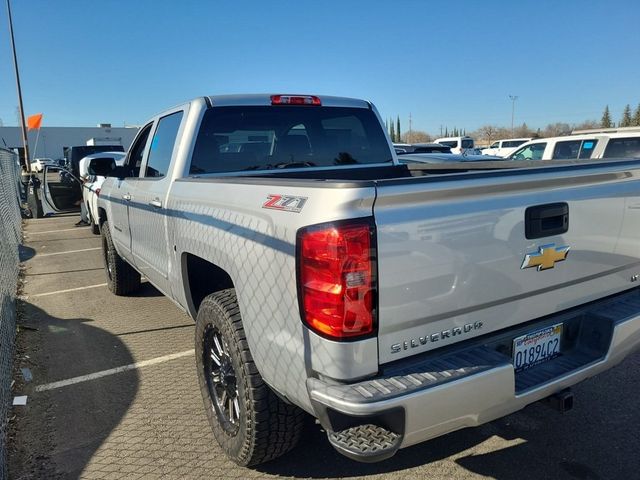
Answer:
xmin=122 ymin=193 xmax=131 ymax=201
xmin=149 ymin=199 xmax=162 ymax=208
xmin=525 ymin=202 xmax=569 ymax=239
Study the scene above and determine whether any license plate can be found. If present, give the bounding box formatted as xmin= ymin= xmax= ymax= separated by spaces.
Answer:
xmin=512 ymin=323 xmax=562 ymax=372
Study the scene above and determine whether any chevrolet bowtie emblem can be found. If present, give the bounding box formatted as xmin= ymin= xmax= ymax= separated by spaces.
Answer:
xmin=521 ymin=244 xmax=570 ymax=271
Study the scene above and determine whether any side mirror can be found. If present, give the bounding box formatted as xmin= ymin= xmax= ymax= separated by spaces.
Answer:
xmin=88 ymin=157 xmax=117 ymax=176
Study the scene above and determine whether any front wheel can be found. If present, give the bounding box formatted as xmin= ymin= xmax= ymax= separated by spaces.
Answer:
xmin=101 ymin=221 xmax=141 ymax=295
xmin=195 ymin=289 xmax=306 ymax=466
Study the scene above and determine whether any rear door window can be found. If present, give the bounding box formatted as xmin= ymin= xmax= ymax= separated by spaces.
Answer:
xmin=144 ymin=111 xmax=184 ymax=178
xmin=461 ymin=139 xmax=474 ymax=149
xmin=189 ymin=106 xmax=391 ymax=174
xmin=578 ymin=139 xmax=597 ymax=159
xmin=553 ymin=140 xmax=581 ymax=159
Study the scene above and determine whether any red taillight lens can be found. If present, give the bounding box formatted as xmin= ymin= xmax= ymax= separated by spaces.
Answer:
xmin=95 ymin=188 xmax=101 ymax=197
xmin=298 ymin=220 xmax=376 ymax=339
xmin=271 ymin=95 xmax=321 ymax=106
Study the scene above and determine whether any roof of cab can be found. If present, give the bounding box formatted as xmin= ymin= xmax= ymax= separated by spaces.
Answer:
xmin=206 ymin=94 xmax=371 ymax=109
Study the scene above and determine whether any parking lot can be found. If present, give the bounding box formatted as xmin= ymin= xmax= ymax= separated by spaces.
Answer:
xmin=8 ymin=213 xmax=640 ymax=480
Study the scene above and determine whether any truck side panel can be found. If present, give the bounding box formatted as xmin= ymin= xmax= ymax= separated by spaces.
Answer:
xmin=167 ymin=179 xmax=378 ymax=411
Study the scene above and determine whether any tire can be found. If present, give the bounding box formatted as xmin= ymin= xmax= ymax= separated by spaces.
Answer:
xmin=195 ymin=289 xmax=305 ymax=466
xmin=101 ymin=221 xmax=141 ymax=295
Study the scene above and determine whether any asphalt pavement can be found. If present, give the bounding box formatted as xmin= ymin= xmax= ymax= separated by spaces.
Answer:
xmin=8 ymin=213 xmax=640 ymax=479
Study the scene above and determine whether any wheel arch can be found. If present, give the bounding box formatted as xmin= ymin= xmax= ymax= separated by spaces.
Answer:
xmin=181 ymin=252 xmax=235 ymax=319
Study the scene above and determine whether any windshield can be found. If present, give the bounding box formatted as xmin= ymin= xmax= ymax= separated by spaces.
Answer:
xmin=189 ymin=106 xmax=392 ymax=174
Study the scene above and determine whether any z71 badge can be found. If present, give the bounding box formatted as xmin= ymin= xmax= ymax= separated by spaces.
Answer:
xmin=262 ymin=194 xmax=308 ymax=213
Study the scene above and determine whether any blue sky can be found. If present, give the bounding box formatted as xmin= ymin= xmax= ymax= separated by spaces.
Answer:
xmin=1 ymin=0 xmax=639 ymax=134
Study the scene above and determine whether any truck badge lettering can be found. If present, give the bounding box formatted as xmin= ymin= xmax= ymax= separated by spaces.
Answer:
xmin=390 ymin=321 xmax=484 ymax=354
xmin=262 ymin=194 xmax=308 ymax=213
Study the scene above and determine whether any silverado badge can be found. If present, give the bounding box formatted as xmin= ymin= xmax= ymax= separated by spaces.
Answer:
xmin=521 ymin=244 xmax=570 ymax=271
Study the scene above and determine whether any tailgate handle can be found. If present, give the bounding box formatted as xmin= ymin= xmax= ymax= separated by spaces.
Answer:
xmin=525 ymin=202 xmax=569 ymax=239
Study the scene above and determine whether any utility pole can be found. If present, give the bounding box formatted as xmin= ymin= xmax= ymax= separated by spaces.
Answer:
xmin=6 ymin=0 xmax=30 ymax=171
xmin=409 ymin=113 xmax=412 ymax=143
xmin=509 ymin=95 xmax=519 ymax=136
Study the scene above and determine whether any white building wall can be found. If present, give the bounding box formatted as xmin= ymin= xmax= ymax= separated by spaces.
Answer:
xmin=0 ymin=126 xmax=139 ymax=159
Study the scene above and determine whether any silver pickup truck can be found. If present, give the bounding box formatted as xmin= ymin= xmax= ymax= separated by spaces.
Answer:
xmin=94 ymin=94 xmax=640 ymax=466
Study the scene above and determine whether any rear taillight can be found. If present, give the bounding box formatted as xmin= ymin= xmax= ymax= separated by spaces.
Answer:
xmin=95 ymin=188 xmax=101 ymax=197
xmin=297 ymin=219 xmax=376 ymax=339
xmin=271 ymin=94 xmax=321 ymax=106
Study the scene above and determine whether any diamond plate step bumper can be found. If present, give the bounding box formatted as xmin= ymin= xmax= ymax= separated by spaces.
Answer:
xmin=308 ymin=288 xmax=640 ymax=462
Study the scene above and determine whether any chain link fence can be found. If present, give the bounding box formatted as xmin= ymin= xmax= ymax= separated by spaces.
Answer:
xmin=0 ymin=148 xmax=22 ymax=479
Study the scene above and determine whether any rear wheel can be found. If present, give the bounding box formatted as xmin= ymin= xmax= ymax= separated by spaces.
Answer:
xmin=195 ymin=289 xmax=305 ymax=466
xmin=101 ymin=221 xmax=141 ymax=295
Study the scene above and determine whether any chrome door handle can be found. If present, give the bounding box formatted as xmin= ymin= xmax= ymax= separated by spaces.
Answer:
xmin=122 ymin=193 xmax=131 ymax=201
xmin=149 ymin=199 xmax=162 ymax=208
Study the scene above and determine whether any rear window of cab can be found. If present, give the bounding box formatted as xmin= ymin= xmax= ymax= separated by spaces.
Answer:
xmin=189 ymin=106 xmax=392 ymax=174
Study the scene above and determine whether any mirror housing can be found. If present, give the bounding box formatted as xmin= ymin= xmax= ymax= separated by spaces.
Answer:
xmin=88 ymin=157 xmax=117 ymax=176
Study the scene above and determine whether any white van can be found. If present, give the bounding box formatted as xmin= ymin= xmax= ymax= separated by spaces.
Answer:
xmin=433 ymin=136 xmax=474 ymax=154
xmin=507 ymin=131 xmax=640 ymax=161
xmin=481 ymin=138 xmax=532 ymax=157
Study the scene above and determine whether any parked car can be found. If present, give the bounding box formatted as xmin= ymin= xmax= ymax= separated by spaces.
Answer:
xmin=95 ymin=94 xmax=640 ymax=466
xmin=508 ymin=132 xmax=640 ymax=161
xmin=481 ymin=138 xmax=532 ymax=157
xmin=433 ymin=135 xmax=475 ymax=154
xmin=80 ymin=152 xmax=126 ymax=234
xmin=30 ymin=157 xmax=55 ymax=173
xmin=399 ymin=152 xmax=503 ymax=164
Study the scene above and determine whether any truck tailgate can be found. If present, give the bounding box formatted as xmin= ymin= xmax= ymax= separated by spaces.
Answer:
xmin=374 ymin=161 xmax=640 ymax=364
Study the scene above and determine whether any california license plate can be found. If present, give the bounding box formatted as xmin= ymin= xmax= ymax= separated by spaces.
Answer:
xmin=512 ymin=323 xmax=562 ymax=372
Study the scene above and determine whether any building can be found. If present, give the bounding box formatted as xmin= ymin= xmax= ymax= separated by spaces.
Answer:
xmin=0 ymin=125 xmax=139 ymax=161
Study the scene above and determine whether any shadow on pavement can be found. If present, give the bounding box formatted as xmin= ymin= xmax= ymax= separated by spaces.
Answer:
xmin=259 ymin=351 xmax=640 ymax=479
xmin=10 ymin=301 xmax=138 ymax=479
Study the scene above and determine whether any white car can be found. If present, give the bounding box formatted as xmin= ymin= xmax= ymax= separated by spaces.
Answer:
xmin=80 ymin=152 xmax=125 ymax=234
xmin=507 ymin=132 xmax=640 ymax=161
xmin=30 ymin=158 xmax=55 ymax=172
xmin=481 ymin=138 xmax=532 ymax=157
xmin=433 ymin=136 xmax=475 ymax=154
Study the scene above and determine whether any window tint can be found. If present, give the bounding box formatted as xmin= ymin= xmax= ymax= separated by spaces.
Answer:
xmin=189 ymin=106 xmax=391 ymax=174
xmin=553 ymin=140 xmax=581 ymax=159
xmin=145 ymin=111 xmax=183 ymax=178
xmin=490 ymin=142 xmax=499 ymax=148
xmin=512 ymin=143 xmax=546 ymax=160
xmin=461 ymin=139 xmax=474 ymax=149
xmin=603 ymin=137 xmax=640 ymax=158
xmin=439 ymin=140 xmax=458 ymax=148
xmin=578 ymin=139 xmax=597 ymax=159
xmin=125 ymin=123 xmax=153 ymax=177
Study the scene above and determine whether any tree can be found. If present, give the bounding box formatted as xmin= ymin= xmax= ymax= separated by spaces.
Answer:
xmin=444 ymin=127 xmax=449 ymax=137
xmin=634 ymin=104 xmax=640 ymax=127
xmin=601 ymin=105 xmax=612 ymax=128
xmin=390 ymin=122 xmax=396 ymax=142
xmin=572 ymin=120 xmax=600 ymax=131
xmin=402 ymin=130 xmax=432 ymax=143
xmin=396 ymin=116 xmax=401 ymax=141
xmin=542 ymin=122 xmax=572 ymax=137
xmin=514 ymin=122 xmax=531 ymax=137
xmin=620 ymin=104 xmax=633 ymax=127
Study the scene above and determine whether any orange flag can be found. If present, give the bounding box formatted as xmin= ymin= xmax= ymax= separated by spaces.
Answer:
xmin=27 ymin=113 xmax=43 ymax=130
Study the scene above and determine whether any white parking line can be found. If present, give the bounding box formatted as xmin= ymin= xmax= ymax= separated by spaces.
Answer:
xmin=29 ymin=283 xmax=107 ymax=298
xmin=38 ymin=247 xmax=101 ymax=257
xmin=27 ymin=227 xmax=88 ymax=235
xmin=35 ymin=349 xmax=195 ymax=392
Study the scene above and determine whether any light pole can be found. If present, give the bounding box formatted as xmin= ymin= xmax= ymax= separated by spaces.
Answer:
xmin=509 ymin=95 xmax=518 ymax=136
xmin=6 ymin=0 xmax=30 ymax=172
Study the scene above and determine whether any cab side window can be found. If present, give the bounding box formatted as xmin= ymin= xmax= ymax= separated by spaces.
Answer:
xmin=145 ymin=111 xmax=184 ymax=178
xmin=125 ymin=123 xmax=153 ymax=177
